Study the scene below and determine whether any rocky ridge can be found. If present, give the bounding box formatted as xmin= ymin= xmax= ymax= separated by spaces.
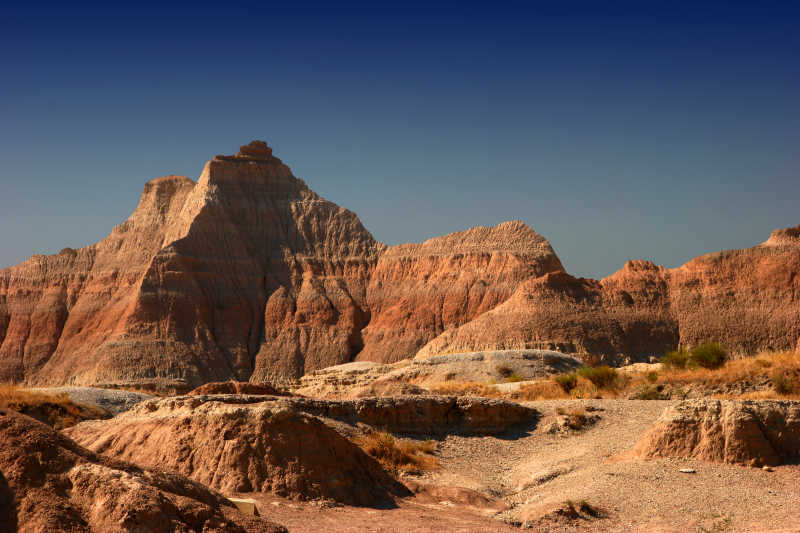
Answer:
xmin=0 ymin=141 xmax=798 ymax=389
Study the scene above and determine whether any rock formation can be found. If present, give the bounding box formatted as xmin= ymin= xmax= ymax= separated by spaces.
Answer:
xmin=416 ymin=234 xmax=800 ymax=363
xmin=296 ymin=349 xmax=583 ymax=398
xmin=0 ymin=407 xmax=286 ymax=532
xmin=631 ymin=399 xmax=800 ymax=467
xmin=64 ymin=395 xmax=408 ymax=506
xmin=357 ymin=222 xmax=564 ymax=363
xmin=0 ymin=142 xmax=383 ymax=389
xmin=0 ymin=141 xmax=798 ymax=388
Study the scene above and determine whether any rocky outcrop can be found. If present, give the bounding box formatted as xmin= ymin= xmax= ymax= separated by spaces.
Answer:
xmin=188 ymin=381 xmax=290 ymax=396
xmin=0 ymin=142 xmax=383 ymax=388
xmin=296 ymin=350 xmax=583 ymax=398
xmin=1 ymin=140 xmax=798 ymax=388
xmin=0 ymin=407 xmax=286 ymax=533
xmin=279 ymin=395 xmax=539 ymax=435
xmin=64 ymin=396 xmax=408 ymax=506
xmin=417 ymin=234 xmax=800 ymax=363
xmin=631 ymin=399 xmax=800 ymax=467
xmin=357 ymin=222 xmax=564 ymax=363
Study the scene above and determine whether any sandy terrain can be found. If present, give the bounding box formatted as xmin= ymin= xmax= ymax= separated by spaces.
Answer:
xmin=232 ymin=399 xmax=800 ymax=532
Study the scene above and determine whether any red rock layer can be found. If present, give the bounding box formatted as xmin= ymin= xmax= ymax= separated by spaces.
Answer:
xmin=0 ymin=142 xmax=382 ymax=388
xmin=357 ymin=221 xmax=564 ymax=363
xmin=417 ymin=232 xmax=800 ymax=362
xmin=0 ymin=141 xmax=798 ymax=387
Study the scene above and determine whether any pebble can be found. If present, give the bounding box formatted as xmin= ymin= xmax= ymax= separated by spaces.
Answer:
xmin=679 ymin=468 xmax=696 ymax=474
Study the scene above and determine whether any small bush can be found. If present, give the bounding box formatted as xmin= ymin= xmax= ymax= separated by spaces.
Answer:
xmin=555 ymin=373 xmax=578 ymax=393
xmin=662 ymin=347 xmax=690 ymax=369
xmin=577 ymin=366 xmax=619 ymax=389
xmin=354 ymin=430 xmax=437 ymax=474
xmin=634 ymin=384 xmax=664 ymax=400
xmin=690 ymin=342 xmax=728 ymax=369
xmin=564 ymin=407 xmax=588 ymax=430
xmin=495 ymin=365 xmax=514 ymax=378
xmin=579 ymin=500 xmax=604 ymax=518
xmin=0 ymin=384 xmax=106 ymax=429
xmin=506 ymin=372 xmax=523 ymax=383
xmin=645 ymin=371 xmax=659 ymax=384
xmin=772 ymin=372 xmax=796 ymax=395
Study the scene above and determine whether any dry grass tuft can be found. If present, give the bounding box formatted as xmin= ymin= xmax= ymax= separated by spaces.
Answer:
xmin=0 ymin=383 xmax=106 ymax=429
xmin=354 ymin=430 xmax=438 ymax=474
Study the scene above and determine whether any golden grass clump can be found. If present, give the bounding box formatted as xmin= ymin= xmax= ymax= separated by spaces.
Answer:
xmin=0 ymin=383 xmax=105 ymax=429
xmin=354 ymin=430 xmax=438 ymax=474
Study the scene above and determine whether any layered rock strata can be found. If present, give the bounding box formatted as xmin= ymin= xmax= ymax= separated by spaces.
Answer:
xmin=631 ymin=399 xmax=800 ymax=467
xmin=0 ymin=407 xmax=286 ymax=532
xmin=64 ymin=396 xmax=407 ymax=506
xmin=0 ymin=141 xmax=798 ymax=388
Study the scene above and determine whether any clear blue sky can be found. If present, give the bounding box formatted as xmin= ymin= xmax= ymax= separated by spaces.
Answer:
xmin=2 ymin=2 xmax=799 ymax=277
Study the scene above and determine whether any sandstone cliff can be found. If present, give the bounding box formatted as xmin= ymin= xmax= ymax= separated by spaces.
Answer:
xmin=357 ymin=221 xmax=564 ymax=363
xmin=0 ymin=141 xmax=797 ymax=388
xmin=0 ymin=142 xmax=382 ymax=388
xmin=416 ymin=231 xmax=800 ymax=363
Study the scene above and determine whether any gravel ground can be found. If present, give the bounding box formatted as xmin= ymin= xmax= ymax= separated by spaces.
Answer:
xmin=240 ymin=399 xmax=800 ymax=532
xmin=29 ymin=386 xmax=153 ymax=416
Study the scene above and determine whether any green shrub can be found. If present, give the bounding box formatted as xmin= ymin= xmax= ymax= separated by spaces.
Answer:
xmin=495 ymin=364 xmax=514 ymax=378
xmin=506 ymin=372 xmax=523 ymax=383
xmin=772 ymin=372 xmax=796 ymax=395
xmin=689 ymin=342 xmax=728 ymax=369
xmin=645 ymin=370 xmax=659 ymax=383
xmin=634 ymin=384 xmax=664 ymax=400
xmin=577 ymin=366 xmax=619 ymax=389
xmin=555 ymin=373 xmax=578 ymax=393
xmin=661 ymin=347 xmax=690 ymax=369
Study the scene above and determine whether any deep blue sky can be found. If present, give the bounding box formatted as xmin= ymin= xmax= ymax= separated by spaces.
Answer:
xmin=2 ymin=2 xmax=799 ymax=278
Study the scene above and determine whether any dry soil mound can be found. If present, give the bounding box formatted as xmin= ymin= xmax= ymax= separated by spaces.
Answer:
xmin=189 ymin=381 xmax=290 ymax=396
xmin=631 ymin=399 xmax=800 ymax=467
xmin=65 ymin=396 xmax=408 ymax=507
xmin=0 ymin=407 xmax=286 ymax=533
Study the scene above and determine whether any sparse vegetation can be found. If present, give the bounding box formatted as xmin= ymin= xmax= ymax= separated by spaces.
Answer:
xmin=662 ymin=342 xmax=728 ymax=370
xmin=0 ymin=383 xmax=106 ymax=429
xmin=556 ymin=406 xmax=589 ymax=430
xmin=354 ymin=430 xmax=438 ymax=474
xmin=634 ymin=384 xmax=665 ymax=400
xmin=577 ymin=366 xmax=620 ymax=389
xmin=690 ymin=342 xmax=728 ymax=369
xmin=429 ymin=350 xmax=800 ymax=401
xmin=662 ymin=347 xmax=691 ymax=369
xmin=555 ymin=373 xmax=578 ymax=393
xmin=495 ymin=364 xmax=514 ymax=378
xmin=772 ymin=372 xmax=796 ymax=395
xmin=559 ymin=499 xmax=605 ymax=520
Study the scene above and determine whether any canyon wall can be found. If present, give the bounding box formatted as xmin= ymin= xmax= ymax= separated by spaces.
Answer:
xmin=0 ymin=141 xmax=797 ymax=387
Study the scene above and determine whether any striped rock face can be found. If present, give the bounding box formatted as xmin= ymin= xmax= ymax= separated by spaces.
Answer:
xmin=0 ymin=140 xmax=798 ymax=389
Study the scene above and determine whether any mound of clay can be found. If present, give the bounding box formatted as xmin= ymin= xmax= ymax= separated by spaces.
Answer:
xmin=65 ymin=396 xmax=408 ymax=507
xmin=632 ymin=399 xmax=800 ymax=467
xmin=189 ymin=381 xmax=290 ymax=396
xmin=0 ymin=407 xmax=285 ymax=533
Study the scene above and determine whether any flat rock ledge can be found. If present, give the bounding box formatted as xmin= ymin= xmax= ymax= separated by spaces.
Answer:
xmin=631 ymin=399 xmax=800 ymax=467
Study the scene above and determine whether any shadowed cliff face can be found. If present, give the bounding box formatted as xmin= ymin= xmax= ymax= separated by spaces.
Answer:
xmin=0 ymin=142 xmax=798 ymax=388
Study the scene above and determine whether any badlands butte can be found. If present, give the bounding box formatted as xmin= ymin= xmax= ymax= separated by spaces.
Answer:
xmin=1 ymin=140 xmax=800 ymax=533
xmin=0 ymin=140 xmax=798 ymax=390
